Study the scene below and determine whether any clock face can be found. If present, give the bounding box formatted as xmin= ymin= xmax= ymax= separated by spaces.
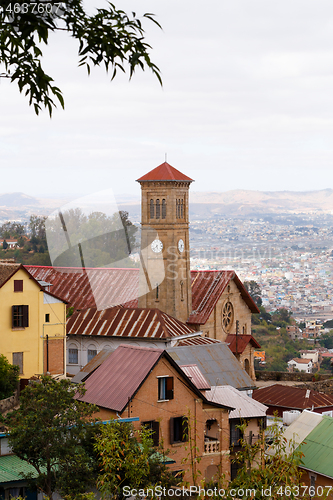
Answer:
xmin=151 ymin=239 xmax=163 ymax=253
xmin=178 ymin=238 xmax=185 ymax=253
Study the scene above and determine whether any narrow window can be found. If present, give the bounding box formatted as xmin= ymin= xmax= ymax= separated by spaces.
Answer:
xmin=158 ymin=376 xmax=174 ymax=400
xmin=176 ymin=200 xmax=179 ymax=219
xmin=156 ymin=283 xmax=159 ymax=301
xmin=180 ymin=281 xmax=184 ymax=301
xmin=170 ymin=416 xmax=188 ymax=444
xmin=180 ymin=200 xmax=184 ymax=218
xmin=12 ymin=305 xmax=29 ymax=328
xmin=177 ymin=199 xmax=181 ymax=219
xmin=142 ymin=420 xmax=160 ymax=447
xmin=68 ymin=348 xmax=78 ymax=364
xmin=14 ymin=280 xmax=23 ymax=292
xmin=88 ymin=349 xmax=97 ymax=362
xmin=45 ymin=313 xmax=50 ymax=323
xmin=13 ymin=352 xmax=23 ymax=374
xmin=156 ymin=199 xmax=160 ymax=219
xmin=150 ymin=199 xmax=155 ymax=219
xmin=162 ymin=199 xmax=166 ymax=219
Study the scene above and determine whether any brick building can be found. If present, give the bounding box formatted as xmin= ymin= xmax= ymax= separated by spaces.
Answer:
xmin=76 ymin=344 xmax=233 ymax=483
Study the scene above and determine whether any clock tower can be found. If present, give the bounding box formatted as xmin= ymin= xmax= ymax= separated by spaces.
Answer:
xmin=137 ymin=162 xmax=193 ymax=323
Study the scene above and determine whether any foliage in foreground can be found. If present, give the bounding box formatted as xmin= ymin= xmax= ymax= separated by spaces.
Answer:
xmin=0 ymin=354 xmax=19 ymax=400
xmin=0 ymin=0 xmax=162 ymax=115
xmin=95 ymin=420 xmax=176 ymax=500
xmin=4 ymin=376 xmax=98 ymax=499
xmin=227 ymin=421 xmax=304 ymax=499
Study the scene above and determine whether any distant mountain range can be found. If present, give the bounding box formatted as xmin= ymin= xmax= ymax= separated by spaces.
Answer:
xmin=1 ymin=189 xmax=333 ymax=222
xmin=118 ymin=189 xmax=333 ymax=219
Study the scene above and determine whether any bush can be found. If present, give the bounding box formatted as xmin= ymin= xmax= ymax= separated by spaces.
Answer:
xmin=0 ymin=355 xmax=19 ymax=400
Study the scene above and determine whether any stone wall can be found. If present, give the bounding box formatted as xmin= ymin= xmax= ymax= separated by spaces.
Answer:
xmin=255 ymin=371 xmax=331 ymax=382
xmin=0 ymin=390 xmax=19 ymax=414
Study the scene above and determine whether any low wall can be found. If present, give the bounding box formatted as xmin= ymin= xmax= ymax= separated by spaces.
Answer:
xmin=0 ymin=391 xmax=19 ymax=414
xmin=255 ymin=371 xmax=331 ymax=382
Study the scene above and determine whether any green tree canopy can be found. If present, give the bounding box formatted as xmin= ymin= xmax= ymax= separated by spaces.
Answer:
xmin=5 ymin=376 xmax=98 ymax=499
xmin=0 ymin=354 xmax=19 ymax=400
xmin=95 ymin=420 xmax=175 ymax=500
xmin=244 ymin=280 xmax=262 ymax=306
xmin=0 ymin=0 xmax=162 ymax=115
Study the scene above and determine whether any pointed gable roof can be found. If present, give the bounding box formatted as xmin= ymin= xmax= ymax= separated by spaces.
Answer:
xmin=136 ymin=162 xmax=193 ymax=182
xmin=225 ymin=334 xmax=261 ymax=353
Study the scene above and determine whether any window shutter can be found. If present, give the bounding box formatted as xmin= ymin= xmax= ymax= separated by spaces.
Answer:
xmin=169 ymin=418 xmax=175 ymax=444
xmin=14 ymin=280 xmax=23 ymax=292
xmin=166 ymin=377 xmax=174 ymax=400
xmin=12 ymin=306 xmax=15 ymax=328
xmin=22 ymin=305 xmax=29 ymax=327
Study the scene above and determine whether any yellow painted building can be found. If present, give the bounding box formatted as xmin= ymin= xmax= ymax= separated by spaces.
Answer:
xmin=0 ymin=262 xmax=67 ymax=379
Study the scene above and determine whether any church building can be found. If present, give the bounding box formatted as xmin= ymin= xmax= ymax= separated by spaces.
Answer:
xmin=26 ymin=162 xmax=260 ymax=379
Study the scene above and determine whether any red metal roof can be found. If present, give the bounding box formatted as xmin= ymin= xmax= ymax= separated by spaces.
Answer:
xmin=67 ymin=306 xmax=196 ymax=339
xmin=225 ymin=334 xmax=261 ymax=353
xmin=25 ymin=266 xmax=259 ymax=326
xmin=176 ymin=337 xmax=222 ymax=347
xmin=252 ymin=384 xmax=333 ymax=411
xmin=76 ymin=345 xmax=163 ymax=412
xmin=188 ymin=270 xmax=259 ymax=324
xmin=136 ymin=162 xmax=193 ymax=182
xmin=25 ymin=266 xmax=139 ymax=311
xmin=180 ymin=364 xmax=210 ymax=390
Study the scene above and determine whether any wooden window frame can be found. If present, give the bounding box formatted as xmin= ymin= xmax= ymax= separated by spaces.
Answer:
xmin=158 ymin=376 xmax=174 ymax=401
xmin=14 ymin=280 xmax=23 ymax=292
xmin=170 ymin=416 xmax=188 ymax=444
xmin=12 ymin=305 xmax=29 ymax=328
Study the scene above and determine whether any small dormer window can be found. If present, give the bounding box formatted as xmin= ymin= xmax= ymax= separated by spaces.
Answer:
xmin=14 ymin=280 xmax=23 ymax=292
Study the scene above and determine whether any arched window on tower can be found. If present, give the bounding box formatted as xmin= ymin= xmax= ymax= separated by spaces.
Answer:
xmin=150 ymin=199 xmax=154 ymax=219
xmin=180 ymin=281 xmax=184 ymax=301
xmin=156 ymin=199 xmax=160 ymax=219
xmin=181 ymin=199 xmax=184 ymax=218
xmin=177 ymin=199 xmax=181 ymax=219
xmin=162 ymin=199 xmax=166 ymax=219
xmin=176 ymin=200 xmax=179 ymax=219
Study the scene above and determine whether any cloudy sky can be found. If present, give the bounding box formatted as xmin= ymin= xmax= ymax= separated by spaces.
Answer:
xmin=1 ymin=0 xmax=333 ymax=204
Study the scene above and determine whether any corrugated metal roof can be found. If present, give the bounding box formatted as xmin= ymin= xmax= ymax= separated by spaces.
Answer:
xmin=176 ymin=337 xmax=222 ymax=347
xmin=282 ymin=410 xmax=323 ymax=454
xmin=25 ymin=266 xmax=139 ymax=310
xmin=180 ymin=364 xmax=211 ymax=390
xmin=76 ymin=345 xmax=163 ymax=412
xmin=296 ymin=415 xmax=333 ymax=478
xmin=253 ymin=384 xmax=333 ymax=410
xmin=166 ymin=344 xmax=255 ymax=390
xmin=71 ymin=348 xmax=115 ymax=383
xmin=136 ymin=162 xmax=193 ymax=182
xmin=225 ymin=334 xmax=261 ymax=353
xmin=188 ymin=270 xmax=259 ymax=324
xmin=205 ymin=385 xmax=267 ymax=419
xmin=0 ymin=454 xmax=40 ymax=483
xmin=25 ymin=267 xmax=258 ymax=329
xmin=67 ymin=307 xmax=196 ymax=339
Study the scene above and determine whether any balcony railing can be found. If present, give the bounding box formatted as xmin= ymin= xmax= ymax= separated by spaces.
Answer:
xmin=204 ymin=440 xmax=220 ymax=454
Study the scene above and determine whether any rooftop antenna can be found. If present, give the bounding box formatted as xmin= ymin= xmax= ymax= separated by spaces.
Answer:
xmin=165 ymin=153 xmax=167 ymax=162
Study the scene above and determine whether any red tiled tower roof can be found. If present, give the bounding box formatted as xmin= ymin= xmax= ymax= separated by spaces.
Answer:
xmin=136 ymin=162 xmax=193 ymax=182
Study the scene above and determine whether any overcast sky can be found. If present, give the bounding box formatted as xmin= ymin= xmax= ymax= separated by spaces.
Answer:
xmin=1 ymin=0 xmax=333 ymax=204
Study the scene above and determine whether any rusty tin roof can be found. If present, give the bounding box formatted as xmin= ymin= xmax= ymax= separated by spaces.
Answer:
xmin=253 ymin=384 xmax=333 ymax=410
xmin=167 ymin=344 xmax=255 ymax=390
xmin=76 ymin=344 xmax=234 ymax=413
xmin=67 ymin=307 xmax=196 ymax=339
xmin=180 ymin=364 xmax=211 ymax=390
xmin=188 ymin=270 xmax=259 ymax=324
xmin=26 ymin=266 xmax=258 ymax=328
xmin=225 ymin=334 xmax=261 ymax=353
